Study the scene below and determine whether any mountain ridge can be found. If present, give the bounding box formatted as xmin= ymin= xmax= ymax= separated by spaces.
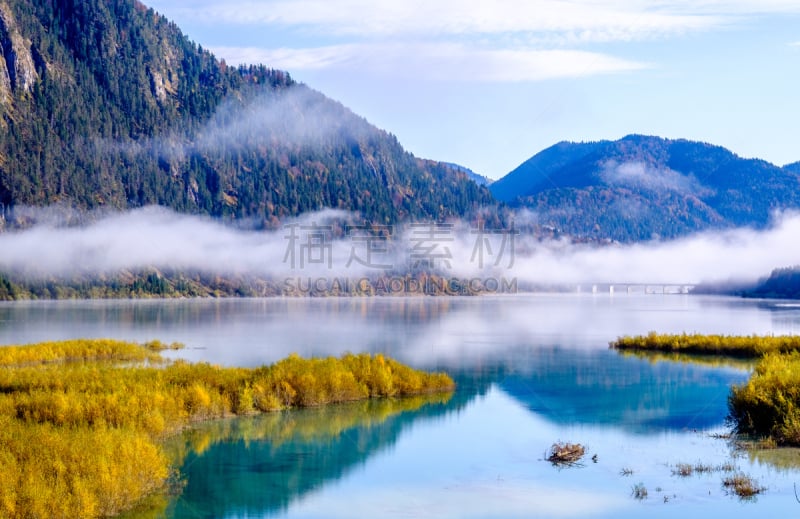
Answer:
xmin=441 ymin=162 xmax=493 ymax=187
xmin=491 ymin=134 xmax=800 ymax=241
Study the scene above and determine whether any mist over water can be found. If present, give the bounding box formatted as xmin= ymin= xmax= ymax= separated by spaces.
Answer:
xmin=1 ymin=205 xmax=799 ymax=286
xmin=510 ymin=211 xmax=800 ymax=285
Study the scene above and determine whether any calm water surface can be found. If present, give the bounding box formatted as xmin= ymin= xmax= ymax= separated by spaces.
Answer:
xmin=3 ymin=294 xmax=800 ymax=518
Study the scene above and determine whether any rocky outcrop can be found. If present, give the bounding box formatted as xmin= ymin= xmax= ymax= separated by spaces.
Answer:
xmin=0 ymin=1 xmax=39 ymax=98
xmin=0 ymin=51 xmax=11 ymax=107
xmin=149 ymin=67 xmax=178 ymax=104
xmin=148 ymin=42 xmax=179 ymax=105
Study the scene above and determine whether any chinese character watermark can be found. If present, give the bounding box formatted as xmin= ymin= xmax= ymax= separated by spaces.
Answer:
xmin=408 ymin=222 xmax=454 ymax=270
xmin=283 ymin=222 xmax=333 ymax=269
xmin=346 ymin=225 xmax=394 ymax=270
xmin=470 ymin=222 xmax=519 ymax=269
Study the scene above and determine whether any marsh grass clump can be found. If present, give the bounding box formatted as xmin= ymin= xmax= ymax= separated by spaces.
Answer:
xmin=672 ymin=461 xmax=732 ymax=477
xmin=722 ymin=473 xmax=765 ymax=499
xmin=0 ymin=339 xmax=454 ymax=518
xmin=631 ymin=483 xmax=648 ymax=500
xmin=729 ymin=352 xmax=800 ymax=446
xmin=0 ymin=338 xmax=165 ymax=366
xmin=694 ymin=463 xmax=714 ymax=474
xmin=547 ymin=442 xmax=585 ymax=466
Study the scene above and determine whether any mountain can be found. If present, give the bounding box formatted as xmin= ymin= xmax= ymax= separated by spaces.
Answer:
xmin=0 ymin=0 xmax=492 ymax=227
xmin=491 ymin=135 xmax=800 ymax=241
xmin=742 ymin=266 xmax=800 ymax=300
xmin=490 ymin=141 xmax=605 ymax=202
xmin=695 ymin=265 xmax=800 ymax=300
xmin=784 ymin=162 xmax=800 ymax=175
xmin=442 ymin=162 xmax=493 ymax=187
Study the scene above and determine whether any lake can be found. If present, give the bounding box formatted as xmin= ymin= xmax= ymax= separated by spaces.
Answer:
xmin=3 ymin=294 xmax=800 ymax=518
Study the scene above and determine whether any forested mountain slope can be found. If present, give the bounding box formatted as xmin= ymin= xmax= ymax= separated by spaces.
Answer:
xmin=0 ymin=0 xmax=491 ymax=227
xmin=491 ymin=135 xmax=800 ymax=241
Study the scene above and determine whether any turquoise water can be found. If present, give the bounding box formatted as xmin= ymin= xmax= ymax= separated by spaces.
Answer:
xmin=3 ymin=295 xmax=800 ymax=517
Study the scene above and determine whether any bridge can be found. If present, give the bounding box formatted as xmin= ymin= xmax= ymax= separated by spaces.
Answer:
xmin=575 ymin=283 xmax=696 ymax=295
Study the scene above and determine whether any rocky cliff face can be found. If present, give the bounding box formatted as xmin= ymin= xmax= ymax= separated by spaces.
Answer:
xmin=0 ymin=1 xmax=38 ymax=104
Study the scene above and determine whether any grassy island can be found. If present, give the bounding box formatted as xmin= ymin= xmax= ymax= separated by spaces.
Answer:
xmin=0 ymin=339 xmax=454 ymax=518
xmin=610 ymin=332 xmax=800 ymax=358
xmin=611 ymin=332 xmax=800 ymax=447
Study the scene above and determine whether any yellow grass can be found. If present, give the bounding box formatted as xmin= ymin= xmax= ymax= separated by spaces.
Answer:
xmin=611 ymin=332 xmax=800 ymax=358
xmin=0 ymin=339 xmax=454 ymax=518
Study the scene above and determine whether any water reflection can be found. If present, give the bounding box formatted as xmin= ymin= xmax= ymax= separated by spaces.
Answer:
xmin=162 ymin=394 xmax=469 ymax=518
xmin=1 ymin=295 xmax=797 ymax=368
xmin=494 ymin=347 xmax=749 ymax=433
xmin=745 ymin=447 xmax=800 ymax=472
xmin=149 ymin=348 xmax=752 ymax=518
xmin=4 ymin=295 xmax=800 ymax=518
xmin=0 ymin=295 xmax=769 ymax=435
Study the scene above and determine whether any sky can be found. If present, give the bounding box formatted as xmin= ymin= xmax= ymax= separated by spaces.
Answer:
xmin=144 ymin=1 xmax=800 ymax=180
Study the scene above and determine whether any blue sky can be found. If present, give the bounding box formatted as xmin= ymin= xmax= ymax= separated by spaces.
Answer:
xmin=145 ymin=1 xmax=800 ymax=179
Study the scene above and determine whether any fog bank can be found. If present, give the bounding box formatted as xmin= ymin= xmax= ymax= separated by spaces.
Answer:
xmin=2 ymin=206 xmax=798 ymax=286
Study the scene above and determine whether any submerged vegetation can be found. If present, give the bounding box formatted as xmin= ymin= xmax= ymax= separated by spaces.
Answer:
xmin=631 ymin=482 xmax=648 ymax=500
xmin=0 ymin=339 xmax=454 ymax=518
xmin=671 ymin=461 xmax=733 ymax=478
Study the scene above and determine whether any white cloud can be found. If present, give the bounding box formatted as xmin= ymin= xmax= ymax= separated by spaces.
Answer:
xmin=213 ymin=43 xmax=648 ymax=81
xmin=155 ymin=0 xmax=800 ymax=40
xmin=673 ymin=0 xmax=800 ymax=15
xmin=165 ymin=0 xmax=728 ymax=40
xmin=147 ymin=0 xmax=800 ymax=85
xmin=599 ymin=160 xmax=710 ymax=194
xmin=213 ymin=45 xmax=359 ymax=71
xmin=95 ymin=86 xmax=374 ymax=161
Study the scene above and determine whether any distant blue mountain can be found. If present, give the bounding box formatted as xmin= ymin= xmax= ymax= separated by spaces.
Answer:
xmin=490 ymin=140 xmax=605 ymax=201
xmin=784 ymin=161 xmax=800 ymax=174
xmin=491 ymin=135 xmax=800 ymax=241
